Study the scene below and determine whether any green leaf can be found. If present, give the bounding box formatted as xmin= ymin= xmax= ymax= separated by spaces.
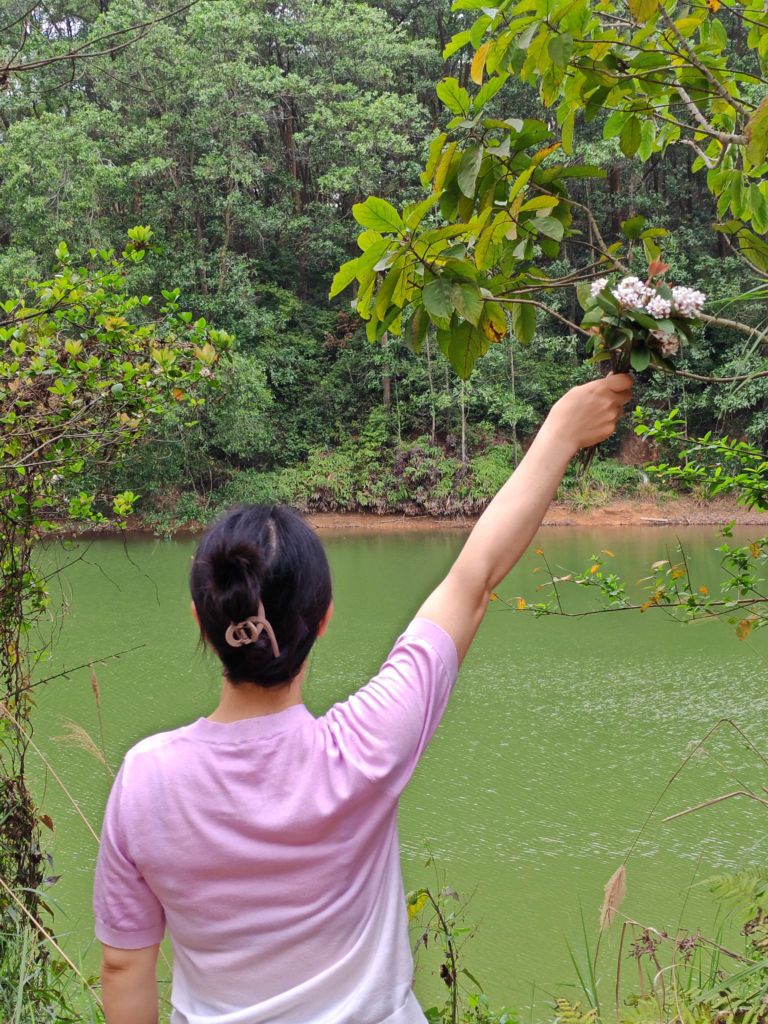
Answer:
xmin=561 ymin=109 xmax=575 ymax=154
xmin=409 ymin=306 xmax=429 ymax=354
xmin=357 ymin=238 xmax=392 ymax=274
xmin=511 ymin=301 xmax=536 ymax=344
xmin=643 ymin=236 xmax=661 ymax=262
xmin=421 ymin=134 xmax=448 ymax=187
xmin=442 ymin=30 xmax=471 ymax=59
xmin=746 ymin=98 xmax=768 ymax=168
xmin=352 ymin=197 xmax=405 ymax=234
xmin=626 ymin=309 xmax=659 ymax=329
xmin=423 ymin=277 xmax=455 ymax=321
xmin=452 ymin=281 xmax=484 ymax=325
xmin=619 ymin=116 xmax=642 ymax=157
xmin=457 ymin=146 xmax=483 ymax=198
xmin=533 ymin=216 xmax=565 ymax=241
xmin=557 ymin=165 xmax=606 ymax=178
xmin=576 ymin=280 xmax=594 ymax=310
xmin=628 ymin=0 xmax=658 ymax=22
xmin=329 ymin=258 xmax=360 ymax=299
xmin=630 ymin=344 xmax=651 ymax=372
xmin=637 ymin=119 xmax=656 ymax=160
xmin=603 ymin=110 xmax=627 ymax=141
xmin=448 ymin=324 xmax=487 ymax=379
xmin=621 ymin=215 xmax=647 ymax=239
xmin=404 ymin=193 xmax=438 ymax=230
xmin=375 ymin=266 xmax=404 ymax=318
xmin=475 ymin=75 xmax=506 ymax=111
xmin=547 ymin=33 xmax=573 ymax=69
xmin=436 ymin=77 xmax=470 ymax=115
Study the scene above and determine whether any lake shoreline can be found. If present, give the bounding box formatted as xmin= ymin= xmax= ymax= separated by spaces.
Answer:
xmin=53 ymin=495 xmax=768 ymax=539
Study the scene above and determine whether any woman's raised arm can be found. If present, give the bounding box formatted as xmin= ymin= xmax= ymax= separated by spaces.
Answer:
xmin=417 ymin=374 xmax=633 ymax=663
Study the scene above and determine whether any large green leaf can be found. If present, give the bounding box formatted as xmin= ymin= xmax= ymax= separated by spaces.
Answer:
xmin=374 ymin=266 xmax=403 ymax=318
xmin=619 ymin=116 xmax=642 ymax=157
xmin=475 ymin=75 xmax=506 ymax=111
xmin=421 ymin=134 xmax=448 ymax=187
xmin=404 ymin=193 xmax=438 ymax=230
xmin=423 ymin=277 xmax=455 ymax=320
xmin=628 ymin=0 xmax=658 ymax=22
xmin=533 ymin=216 xmax=565 ymax=241
xmin=329 ymin=258 xmax=360 ymax=299
xmin=621 ymin=215 xmax=647 ymax=239
xmin=457 ymin=146 xmax=483 ymax=198
xmin=408 ymin=306 xmax=429 ymax=355
xmin=630 ymin=344 xmax=651 ymax=372
xmin=353 ymin=197 xmax=405 ymax=234
xmin=452 ymin=281 xmax=484 ymax=325
xmin=746 ymin=98 xmax=768 ymax=168
xmin=511 ymin=301 xmax=536 ymax=344
xmin=448 ymin=324 xmax=487 ymax=380
xmin=436 ymin=77 xmax=470 ymax=115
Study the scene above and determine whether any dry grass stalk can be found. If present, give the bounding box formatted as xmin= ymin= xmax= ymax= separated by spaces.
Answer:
xmin=56 ymin=719 xmax=112 ymax=775
xmin=90 ymin=665 xmax=101 ymax=706
xmin=600 ymin=863 xmax=627 ymax=930
xmin=0 ymin=702 xmax=100 ymax=844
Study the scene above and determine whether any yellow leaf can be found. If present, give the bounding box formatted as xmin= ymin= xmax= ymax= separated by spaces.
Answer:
xmin=698 ymin=585 xmax=709 ymax=596
xmin=471 ymin=41 xmax=491 ymax=85
xmin=406 ymin=891 xmax=428 ymax=920
xmin=602 ymin=549 xmax=615 ymax=558
xmin=434 ymin=141 xmax=458 ymax=192
xmin=172 ymin=388 xmax=185 ymax=401
xmin=532 ymin=142 xmax=561 ymax=166
xmin=736 ymin=618 xmax=754 ymax=641
xmin=534 ymin=547 xmax=544 ymax=556
xmin=707 ymin=0 xmax=720 ymax=9
xmin=640 ymin=601 xmax=652 ymax=612
xmin=590 ymin=564 xmax=600 ymax=574
xmin=671 ymin=568 xmax=686 ymax=580
xmin=489 ymin=592 xmax=499 ymax=602
xmin=516 ymin=597 xmax=527 ymax=610
xmin=750 ymin=542 xmax=761 ymax=558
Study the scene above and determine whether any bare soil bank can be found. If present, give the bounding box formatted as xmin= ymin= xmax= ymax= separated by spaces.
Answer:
xmin=306 ymin=497 xmax=768 ymax=532
xmin=58 ymin=496 xmax=768 ymax=540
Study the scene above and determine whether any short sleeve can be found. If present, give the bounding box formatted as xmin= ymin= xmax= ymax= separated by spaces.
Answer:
xmin=93 ymin=763 xmax=165 ymax=949
xmin=322 ymin=617 xmax=459 ymax=796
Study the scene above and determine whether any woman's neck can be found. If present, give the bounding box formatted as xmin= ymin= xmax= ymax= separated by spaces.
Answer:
xmin=208 ymin=667 xmax=306 ymax=723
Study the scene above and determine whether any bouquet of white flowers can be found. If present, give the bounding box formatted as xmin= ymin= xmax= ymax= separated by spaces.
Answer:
xmin=579 ymin=261 xmax=706 ymax=373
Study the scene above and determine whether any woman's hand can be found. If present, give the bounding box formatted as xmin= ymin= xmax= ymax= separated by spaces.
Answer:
xmin=541 ymin=373 xmax=633 ymax=455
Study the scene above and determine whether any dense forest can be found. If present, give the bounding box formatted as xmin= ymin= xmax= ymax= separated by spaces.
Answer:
xmin=0 ymin=0 xmax=765 ymax=527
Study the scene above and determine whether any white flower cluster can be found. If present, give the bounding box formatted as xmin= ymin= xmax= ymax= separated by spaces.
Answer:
xmin=613 ymin=276 xmax=654 ymax=308
xmin=671 ymin=285 xmax=706 ymax=318
xmin=652 ymin=330 xmax=680 ymax=357
xmin=591 ymin=275 xmax=707 ymax=319
xmin=646 ymin=294 xmax=671 ymax=319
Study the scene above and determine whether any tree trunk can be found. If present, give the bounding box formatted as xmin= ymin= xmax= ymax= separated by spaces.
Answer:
xmin=509 ymin=341 xmax=519 ymax=468
xmin=426 ymin=333 xmax=436 ymax=443
xmin=460 ymin=381 xmax=468 ymax=464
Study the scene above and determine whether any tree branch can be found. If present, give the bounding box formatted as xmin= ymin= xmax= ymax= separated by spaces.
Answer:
xmin=659 ymin=6 xmax=753 ymax=118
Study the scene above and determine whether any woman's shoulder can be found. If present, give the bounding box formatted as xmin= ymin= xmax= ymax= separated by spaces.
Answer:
xmin=118 ymin=721 xmax=199 ymax=781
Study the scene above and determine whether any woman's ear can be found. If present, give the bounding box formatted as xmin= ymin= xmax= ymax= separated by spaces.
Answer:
xmin=191 ymin=601 xmax=200 ymax=628
xmin=316 ymin=600 xmax=334 ymax=637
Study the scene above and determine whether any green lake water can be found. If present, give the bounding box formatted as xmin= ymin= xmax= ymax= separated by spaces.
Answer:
xmin=30 ymin=526 xmax=768 ymax=1018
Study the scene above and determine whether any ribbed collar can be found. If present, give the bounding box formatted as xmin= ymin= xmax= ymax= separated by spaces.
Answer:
xmin=186 ymin=703 xmax=315 ymax=743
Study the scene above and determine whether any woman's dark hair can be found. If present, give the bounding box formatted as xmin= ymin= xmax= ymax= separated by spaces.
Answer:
xmin=190 ymin=505 xmax=332 ymax=687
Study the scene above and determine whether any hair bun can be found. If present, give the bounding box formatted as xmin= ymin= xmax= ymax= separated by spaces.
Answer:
xmin=209 ymin=541 xmax=263 ymax=590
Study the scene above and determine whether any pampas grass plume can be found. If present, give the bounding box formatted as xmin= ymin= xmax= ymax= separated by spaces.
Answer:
xmin=599 ymin=864 xmax=627 ymax=930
